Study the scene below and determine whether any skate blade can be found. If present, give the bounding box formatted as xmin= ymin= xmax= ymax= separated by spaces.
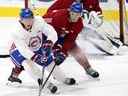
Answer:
xmin=87 ymin=75 xmax=100 ymax=81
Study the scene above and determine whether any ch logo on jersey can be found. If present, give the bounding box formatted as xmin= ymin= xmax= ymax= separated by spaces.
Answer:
xmin=29 ymin=36 xmax=42 ymax=51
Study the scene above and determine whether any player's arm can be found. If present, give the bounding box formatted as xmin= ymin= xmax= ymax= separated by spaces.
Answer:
xmin=41 ymin=18 xmax=66 ymax=65
xmin=62 ymin=19 xmax=83 ymax=55
xmin=41 ymin=18 xmax=58 ymax=44
xmin=47 ymin=0 xmax=63 ymax=13
xmin=12 ymin=32 xmax=34 ymax=60
xmin=12 ymin=30 xmax=52 ymax=67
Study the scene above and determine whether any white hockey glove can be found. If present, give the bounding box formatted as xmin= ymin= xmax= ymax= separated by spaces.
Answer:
xmin=88 ymin=11 xmax=103 ymax=28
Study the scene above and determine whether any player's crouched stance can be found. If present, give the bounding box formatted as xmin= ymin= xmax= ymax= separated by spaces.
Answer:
xmin=8 ymin=8 xmax=76 ymax=94
xmin=43 ymin=2 xmax=99 ymax=78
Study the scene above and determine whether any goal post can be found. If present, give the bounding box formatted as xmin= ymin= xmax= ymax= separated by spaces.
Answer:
xmin=119 ymin=0 xmax=124 ymax=43
xmin=25 ymin=0 xmax=28 ymax=8
xmin=24 ymin=0 xmax=37 ymax=9
xmin=118 ymin=0 xmax=128 ymax=45
xmin=24 ymin=0 xmax=33 ymax=9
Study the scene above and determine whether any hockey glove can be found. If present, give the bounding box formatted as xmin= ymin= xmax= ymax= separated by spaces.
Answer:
xmin=55 ymin=36 xmax=65 ymax=46
xmin=31 ymin=53 xmax=53 ymax=67
xmin=53 ymin=49 xmax=66 ymax=65
xmin=88 ymin=11 xmax=103 ymax=28
xmin=32 ymin=40 xmax=54 ymax=67
xmin=42 ymin=40 xmax=53 ymax=56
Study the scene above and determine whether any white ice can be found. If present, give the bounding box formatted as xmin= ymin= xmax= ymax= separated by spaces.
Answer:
xmin=0 ymin=18 xmax=128 ymax=96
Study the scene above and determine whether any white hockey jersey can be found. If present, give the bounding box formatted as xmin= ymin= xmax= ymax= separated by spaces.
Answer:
xmin=11 ymin=16 xmax=57 ymax=60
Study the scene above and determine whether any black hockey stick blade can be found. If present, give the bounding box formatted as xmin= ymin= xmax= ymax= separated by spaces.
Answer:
xmin=0 ymin=54 xmax=10 ymax=58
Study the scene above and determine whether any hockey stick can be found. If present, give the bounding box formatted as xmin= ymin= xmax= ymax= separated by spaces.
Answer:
xmin=38 ymin=62 xmax=57 ymax=96
xmin=38 ymin=66 xmax=45 ymax=96
xmin=106 ymin=34 xmax=122 ymax=48
xmin=0 ymin=54 xmax=10 ymax=58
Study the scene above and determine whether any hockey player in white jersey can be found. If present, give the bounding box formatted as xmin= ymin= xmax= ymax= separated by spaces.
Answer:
xmin=8 ymin=8 xmax=76 ymax=94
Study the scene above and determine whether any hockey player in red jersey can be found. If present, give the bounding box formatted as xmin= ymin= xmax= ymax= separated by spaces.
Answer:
xmin=46 ymin=0 xmax=102 ymax=29
xmin=43 ymin=2 xmax=99 ymax=78
xmin=47 ymin=0 xmax=102 ymax=13
xmin=46 ymin=0 xmax=123 ymax=55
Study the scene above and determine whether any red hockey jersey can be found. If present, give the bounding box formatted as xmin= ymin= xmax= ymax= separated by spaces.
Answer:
xmin=47 ymin=0 xmax=102 ymax=13
xmin=43 ymin=9 xmax=83 ymax=55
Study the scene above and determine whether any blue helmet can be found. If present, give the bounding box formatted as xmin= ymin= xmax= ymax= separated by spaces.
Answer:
xmin=20 ymin=8 xmax=34 ymax=19
xmin=70 ymin=2 xmax=83 ymax=13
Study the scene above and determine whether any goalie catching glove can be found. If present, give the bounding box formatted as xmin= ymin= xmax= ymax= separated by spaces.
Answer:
xmin=88 ymin=11 xmax=103 ymax=28
xmin=83 ymin=11 xmax=103 ymax=28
